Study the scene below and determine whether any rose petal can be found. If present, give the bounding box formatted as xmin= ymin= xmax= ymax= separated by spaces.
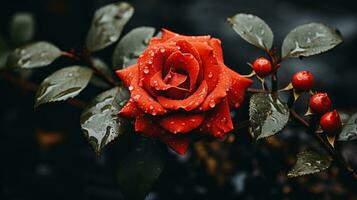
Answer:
xmin=161 ymin=28 xmax=179 ymax=41
xmin=160 ymin=134 xmax=190 ymax=155
xmin=148 ymin=37 xmax=162 ymax=46
xmin=150 ymin=71 xmax=188 ymax=91
xmin=200 ymin=66 xmax=231 ymax=111
xmin=131 ymin=86 xmax=167 ymax=116
xmin=118 ymin=98 xmax=143 ymax=118
xmin=116 ymin=64 xmax=138 ymax=87
xmin=165 ymin=71 xmax=187 ymax=87
xmin=159 ymin=113 xmax=205 ymax=134
xmin=209 ymin=38 xmax=224 ymax=62
xmin=157 ymin=81 xmax=208 ymax=111
xmin=135 ymin=115 xmax=165 ymax=137
xmin=191 ymin=42 xmax=218 ymax=66
xmin=200 ymin=98 xmax=233 ymax=139
xmin=130 ymin=74 xmax=167 ymax=116
xmin=138 ymin=45 xmax=177 ymax=95
xmin=161 ymin=28 xmax=211 ymax=43
xmin=224 ymin=66 xmax=253 ymax=108
xmin=164 ymin=51 xmax=200 ymax=92
xmin=135 ymin=114 xmax=190 ymax=155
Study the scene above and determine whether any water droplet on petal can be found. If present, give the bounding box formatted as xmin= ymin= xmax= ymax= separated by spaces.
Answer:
xmin=209 ymin=100 xmax=215 ymax=108
xmin=143 ymin=67 xmax=150 ymax=74
xmin=208 ymin=72 xmax=213 ymax=79
xmin=128 ymin=85 xmax=134 ymax=91
xmin=221 ymin=117 xmax=227 ymax=123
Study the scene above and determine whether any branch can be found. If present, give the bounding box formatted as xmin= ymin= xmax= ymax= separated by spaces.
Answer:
xmin=247 ymin=88 xmax=269 ymax=93
xmin=63 ymin=49 xmax=119 ymax=87
xmin=0 ymin=71 xmax=87 ymax=108
xmin=290 ymin=108 xmax=357 ymax=180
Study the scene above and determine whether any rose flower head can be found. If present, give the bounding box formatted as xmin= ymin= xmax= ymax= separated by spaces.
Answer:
xmin=116 ymin=29 xmax=252 ymax=155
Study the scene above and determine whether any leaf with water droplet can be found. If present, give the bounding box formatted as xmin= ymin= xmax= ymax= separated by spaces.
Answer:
xmin=338 ymin=112 xmax=357 ymax=141
xmin=116 ymin=134 xmax=167 ymax=200
xmin=112 ymin=26 xmax=155 ymax=69
xmin=35 ymin=66 xmax=93 ymax=107
xmin=7 ymin=41 xmax=61 ymax=69
xmin=10 ymin=12 xmax=35 ymax=46
xmin=80 ymin=87 xmax=129 ymax=154
xmin=86 ymin=2 xmax=134 ymax=52
xmin=287 ymin=150 xmax=331 ymax=178
xmin=249 ymin=93 xmax=289 ymax=141
xmin=227 ymin=13 xmax=274 ymax=50
xmin=281 ymin=23 xmax=343 ymax=58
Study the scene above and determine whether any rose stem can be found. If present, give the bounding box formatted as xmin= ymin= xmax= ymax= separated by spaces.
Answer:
xmin=267 ymin=48 xmax=280 ymax=98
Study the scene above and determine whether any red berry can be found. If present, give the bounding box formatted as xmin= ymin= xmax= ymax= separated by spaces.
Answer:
xmin=292 ymin=70 xmax=314 ymax=91
xmin=320 ymin=110 xmax=342 ymax=134
xmin=252 ymin=57 xmax=272 ymax=77
xmin=309 ymin=93 xmax=332 ymax=114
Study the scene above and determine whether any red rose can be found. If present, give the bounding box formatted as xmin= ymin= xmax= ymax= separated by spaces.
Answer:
xmin=116 ymin=29 xmax=252 ymax=154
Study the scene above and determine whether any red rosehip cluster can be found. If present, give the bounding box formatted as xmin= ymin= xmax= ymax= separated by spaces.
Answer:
xmin=291 ymin=70 xmax=342 ymax=135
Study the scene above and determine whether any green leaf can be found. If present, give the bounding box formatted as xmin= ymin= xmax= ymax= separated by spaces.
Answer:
xmin=7 ymin=41 xmax=62 ymax=69
xmin=117 ymin=135 xmax=166 ymax=200
xmin=90 ymin=57 xmax=112 ymax=88
xmin=112 ymin=26 xmax=155 ymax=69
xmin=227 ymin=13 xmax=274 ymax=50
xmin=35 ymin=66 xmax=93 ymax=107
xmin=249 ymin=93 xmax=289 ymax=141
xmin=287 ymin=150 xmax=331 ymax=178
xmin=80 ymin=87 xmax=129 ymax=154
xmin=281 ymin=23 xmax=343 ymax=58
xmin=338 ymin=113 xmax=357 ymax=141
xmin=86 ymin=2 xmax=134 ymax=52
xmin=10 ymin=12 xmax=35 ymax=46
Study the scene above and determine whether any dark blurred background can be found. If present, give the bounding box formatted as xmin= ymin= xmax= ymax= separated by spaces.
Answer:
xmin=0 ymin=0 xmax=357 ymax=199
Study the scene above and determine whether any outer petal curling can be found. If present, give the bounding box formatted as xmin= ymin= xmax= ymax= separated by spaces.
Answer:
xmin=118 ymin=98 xmax=143 ymax=118
xmin=160 ymin=134 xmax=190 ymax=155
xmin=200 ymin=67 xmax=231 ymax=111
xmin=130 ymin=75 xmax=167 ymax=116
xmin=135 ymin=114 xmax=190 ymax=155
xmin=209 ymin=38 xmax=224 ymax=62
xmin=115 ymin=64 xmax=138 ymax=87
xmin=225 ymin=66 xmax=253 ymax=108
xmin=200 ymin=98 xmax=233 ymax=139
